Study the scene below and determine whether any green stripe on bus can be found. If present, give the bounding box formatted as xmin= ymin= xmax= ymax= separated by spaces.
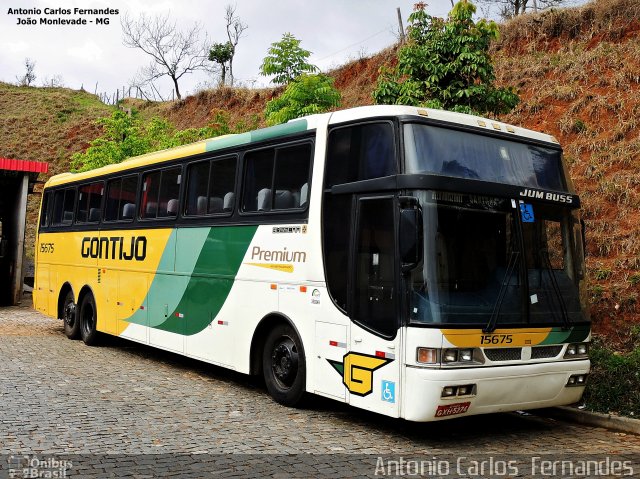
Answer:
xmin=204 ymin=120 xmax=308 ymax=154
xmin=125 ymin=225 xmax=258 ymax=335
xmin=540 ymin=324 xmax=590 ymax=345
xmin=124 ymin=228 xmax=209 ymax=328
xmin=159 ymin=225 xmax=258 ymax=334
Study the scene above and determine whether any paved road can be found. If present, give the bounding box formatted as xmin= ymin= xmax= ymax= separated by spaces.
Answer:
xmin=1 ymin=300 xmax=640 ymax=477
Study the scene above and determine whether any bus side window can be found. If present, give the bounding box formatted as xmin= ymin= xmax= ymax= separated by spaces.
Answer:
xmin=51 ymin=188 xmax=76 ymax=225
xmin=243 ymin=149 xmax=274 ymax=212
xmin=140 ymin=167 xmax=181 ymax=219
xmin=273 ymin=144 xmax=311 ymax=209
xmin=325 ymin=122 xmax=396 ymax=186
xmin=185 ymin=157 xmax=237 ymax=217
xmin=242 ymin=143 xmax=311 ymax=213
xmin=105 ymin=175 xmax=138 ymax=222
xmin=40 ymin=192 xmax=51 ymax=228
xmin=76 ymin=182 xmax=104 ymax=223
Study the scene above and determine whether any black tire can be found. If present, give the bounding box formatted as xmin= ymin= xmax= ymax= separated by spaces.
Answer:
xmin=262 ymin=324 xmax=306 ymax=407
xmin=79 ymin=293 xmax=100 ymax=346
xmin=61 ymin=290 xmax=80 ymax=339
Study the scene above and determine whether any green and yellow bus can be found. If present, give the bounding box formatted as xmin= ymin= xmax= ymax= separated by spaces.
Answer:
xmin=34 ymin=105 xmax=590 ymax=421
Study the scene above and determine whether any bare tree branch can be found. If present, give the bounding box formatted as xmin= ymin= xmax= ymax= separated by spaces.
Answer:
xmin=476 ymin=0 xmax=568 ymax=19
xmin=16 ymin=58 xmax=36 ymax=86
xmin=224 ymin=4 xmax=247 ymax=86
xmin=121 ymin=13 xmax=210 ymax=99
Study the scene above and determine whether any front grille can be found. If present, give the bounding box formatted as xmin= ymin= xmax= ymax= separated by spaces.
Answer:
xmin=484 ymin=348 xmax=522 ymax=361
xmin=531 ymin=345 xmax=563 ymax=359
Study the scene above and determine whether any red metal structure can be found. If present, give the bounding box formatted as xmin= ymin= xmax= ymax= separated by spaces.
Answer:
xmin=0 ymin=157 xmax=48 ymax=305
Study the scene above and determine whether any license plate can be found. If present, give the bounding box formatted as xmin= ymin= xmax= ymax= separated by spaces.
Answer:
xmin=435 ymin=401 xmax=471 ymax=417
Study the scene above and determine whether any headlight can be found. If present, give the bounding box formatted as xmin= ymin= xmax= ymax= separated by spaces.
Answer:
xmin=416 ymin=347 xmax=484 ymax=367
xmin=459 ymin=349 xmax=473 ymax=362
xmin=443 ymin=349 xmax=458 ymax=363
xmin=564 ymin=343 xmax=589 ymax=359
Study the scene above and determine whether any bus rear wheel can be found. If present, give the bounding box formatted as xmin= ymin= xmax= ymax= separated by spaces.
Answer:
xmin=61 ymin=290 xmax=80 ymax=339
xmin=79 ymin=293 xmax=100 ymax=346
xmin=263 ymin=324 xmax=306 ymax=407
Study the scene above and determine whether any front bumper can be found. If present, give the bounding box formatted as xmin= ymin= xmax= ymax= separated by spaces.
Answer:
xmin=403 ymin=359 xmax=590 ymax=422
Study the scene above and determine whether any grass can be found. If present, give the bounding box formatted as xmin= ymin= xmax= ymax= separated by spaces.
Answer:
xmin=0 ymin=82 xmax=113 ymax=260
xmin=583 ymin=332 xmax=640 ymax=417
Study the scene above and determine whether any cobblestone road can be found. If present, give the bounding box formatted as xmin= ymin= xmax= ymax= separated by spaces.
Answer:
xmin=1 ymin=300 xmax=640 ymax=477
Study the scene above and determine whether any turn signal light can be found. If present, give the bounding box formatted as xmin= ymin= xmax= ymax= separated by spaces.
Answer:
xmin=417 ymin=347 xmax=438 ymax=364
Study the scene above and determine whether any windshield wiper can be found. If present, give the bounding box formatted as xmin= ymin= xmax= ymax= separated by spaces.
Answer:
xmin=538 ymin=248 xmax=571 ymax=330
xmin=484 ymin=251 xmax=520 ymax=333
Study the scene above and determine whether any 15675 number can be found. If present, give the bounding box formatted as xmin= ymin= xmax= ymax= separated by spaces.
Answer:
xmin=480 ymin=334 xmax=513 ymax=345
xmin=39 ymin=243 xmax=55 ymax=253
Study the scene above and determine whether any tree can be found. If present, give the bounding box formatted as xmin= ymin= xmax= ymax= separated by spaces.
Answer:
xmin=121 ymin=13 xmax=210 ymax=99
xmin=477 ymin=0 xmax=566 ymax=19
xmin=71 ymin=110 xmax=241 ymax=172
xmin=42 ymin=75 xmax=65 ymax=88
xmin=71 ymin=111 xmax=162 ymax=171
xmin=16 ymin=58 xmax=36 ymax=86
xmin=265 ymin=74 xmax=341 ymax=125
xmin=373 ymin=1 xmax=519 ymax=116
xmin=259 ymin=33 xmax=318 ymax=85
xmin=222 ymin=4 xmax=247 ymax=86
xmin=209 ymin=42 xmax=234 ymax=86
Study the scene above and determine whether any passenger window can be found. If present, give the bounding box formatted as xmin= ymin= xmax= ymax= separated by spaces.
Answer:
xmin=140 ymin=167 xmax=181 ymax=219
xmin=185 ymin=157 xmax=237 ymax=216
xmin=52 ymin=188 xmax=76 ymax=225
xmin=76 ymin=182 xmax=104 ymax=223
xmin=40 ymin=192 xmax=51 ymax=227
xmin=242 ymin=143 xmax=311 ymax=212
xmin=326 ymin=122 xmax=396 ymax=187
xmin=105 ymin=175 xmax=138 ymax=222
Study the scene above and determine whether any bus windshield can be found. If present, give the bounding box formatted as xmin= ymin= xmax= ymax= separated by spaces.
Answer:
xmin=404 ymin=123 xmax=566 ymax=191
xmin=409 ymin=192 xmax=588 ymax=327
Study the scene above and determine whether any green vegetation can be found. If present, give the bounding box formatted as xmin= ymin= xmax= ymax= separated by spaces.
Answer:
xmin=260 ymin=33 xmax=340 ymax=125
xmin=209 ymin=42 xmax=234 ymax=86
xmin=373 ymin=0 xmax=519 ymax=115
xmin=259 ymin=33 xmax=318 ymax=85
xmin=264 ymin=74 xmax=341 ymax=126
xmin=583 ymin=334 xmax=640 ymax=417
xmin=70 ymin=110 xmax=237 ymax=172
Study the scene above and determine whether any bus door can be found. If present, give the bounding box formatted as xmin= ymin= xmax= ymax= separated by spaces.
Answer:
xmin=347 ymin=196 xmax=402 ymax=418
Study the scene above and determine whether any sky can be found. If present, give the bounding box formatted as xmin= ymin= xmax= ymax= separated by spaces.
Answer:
xmin=0 ymin=0 xmax=584 ymax=100
xmin=0 ymin=0 xmax=455 ymax=99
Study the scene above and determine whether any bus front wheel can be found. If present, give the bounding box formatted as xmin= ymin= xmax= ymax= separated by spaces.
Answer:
xmin=79 ymin=293 xmax=100 ymax=346
xmin=62 ymin=290 xmax=80 ymax=339
xmin=263 ymin=324 xmax=306 ymax=407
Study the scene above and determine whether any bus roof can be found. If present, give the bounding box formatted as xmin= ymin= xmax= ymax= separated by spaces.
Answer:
xmin=44 ymin=105 xmax=559 ymax=188
xmin=326 ymin=105 xmax=558 ymax=145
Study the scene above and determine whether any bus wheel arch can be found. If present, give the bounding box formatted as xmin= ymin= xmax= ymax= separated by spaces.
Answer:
xmin=57 ymin=283 xmax=79 ymax=339
xmin=251 ymin=314 xmax=307 ymax=407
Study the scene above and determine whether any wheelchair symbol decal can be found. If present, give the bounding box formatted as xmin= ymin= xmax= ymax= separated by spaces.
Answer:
xmin=519 ymin=203 xmax=535 ymax=223
xmin=381 ymin=380 xmax=395 ymax=403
